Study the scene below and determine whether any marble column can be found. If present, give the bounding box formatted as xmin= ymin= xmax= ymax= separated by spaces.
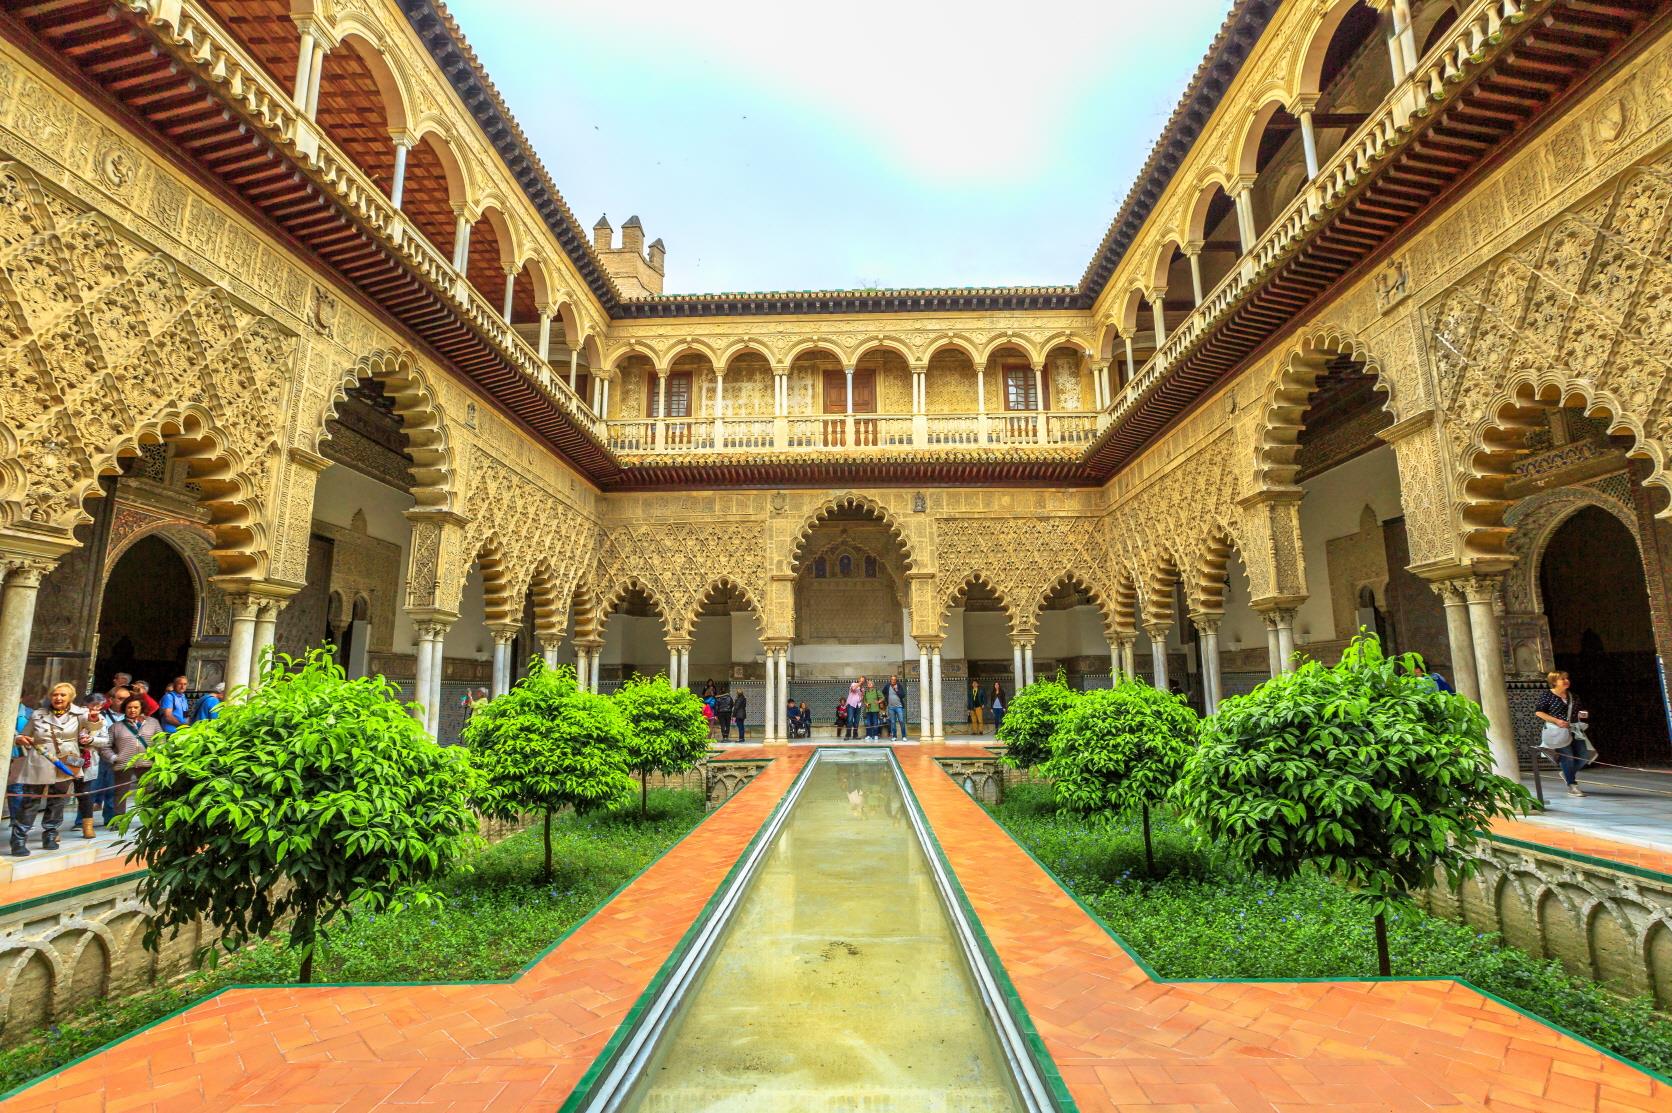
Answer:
xmin=1274 ymin=608 xmax=1297 ymax=673
xmin=490 ymin=626 xmax=519 ymax=697
xmin=573 ymin=647 xmax=590 ymax=690
xmin=1121 ymin=639 xmax=1136 ymax=681
xmin=918 ymin=646 xmax=931 ymax=731
xmin=930 ymin=645 xmax=944 ymax=742
xmin=1262 ymin=611 xmax=1282 ymax=676
xmin=1146 ymin=623 xmax=1171 ymax=690
xmin=668 ymin=644 xmax=680 ymax=685
xmin=1022 ymin=642 xmax=1035 ymax=686
xmin=1463 ymin=576 xmax=1519 ymax=779
xmin=426 ymin=622 xmax=452 ymax=737
xmin=249 ymin=599 xmax=284 ymax=692
xmin=1193 ymin=614 xmax=1223 ymax=714
xmin=1011 ymin=642 xmax=1025 ymax=693
xmin=678 ymin=647 xmax=691 ymax=690
xmin=411 ymin=620 xmax=446 ymax=735
xmin=0 ymin=559 xmax=53 ymax=735
xmin=776 ymin=649 xmax=790 ymax=740
xmin=589 ymin=650 xmax=601 ymax=694
xmin=1430 ymin=580 xmax=1481 ymax=703
xmin=224 ymin=594 xmax=260 ymax=695
xmin=539 ymin=637 xmax=560 ymax=670
xmin=762 ymin=646 xmax=778 ymax=742
xmin=390 ymin=136 xmax=411 ymax=209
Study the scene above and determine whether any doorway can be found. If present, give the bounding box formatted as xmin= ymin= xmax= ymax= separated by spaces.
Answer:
xmin=96 ymin=534 xmax=196 ymax=691
xmin=1539 ymin=506 xmax=1669 ymax=763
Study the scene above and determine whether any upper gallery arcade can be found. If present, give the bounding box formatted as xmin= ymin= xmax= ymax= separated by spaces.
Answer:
xmin=0 ymin=0 xmax=1668 ymax=774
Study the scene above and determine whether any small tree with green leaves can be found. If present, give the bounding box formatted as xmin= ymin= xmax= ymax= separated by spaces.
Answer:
xmin=1175 ymin=633 xmax=1532 ymax=975
xmin=1046 ymin=681 xmax=1198 ymax=875
xmin=613 ymin=675 xmax=712 ymax=817
xmin=996 ymin=673 xmax=1081 ymax=770
xmin=461 ymin=661 xmax=635 ymax=881
xmin=122 ymin=648 xmax=479 ymax=983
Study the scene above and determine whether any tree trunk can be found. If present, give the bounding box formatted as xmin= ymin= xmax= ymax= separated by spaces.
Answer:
xmin=296 ymin=901 xmax=317 ymax=983
xmin=542 ymin=807 xmax=554 ymax=882
xmin=640 ymin=770 xmax=648 ymax=818
xmin=1141 ymin=803 xmax=1154 ymax=876
xmin=1373 ymin=911 xmax=1391 ymax=977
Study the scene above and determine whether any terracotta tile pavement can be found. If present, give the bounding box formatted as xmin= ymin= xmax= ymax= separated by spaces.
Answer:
xmin=2 ymin=748 xmax=811 ymax=1113
xmin=5 ymin=743 xmax=1667 ymax=1112
xmin=894 ymin=750 xmax=1670 ymax=1113
xmin=0 ymin=856 xmax=144 ymax=910
xmin=1490 ymin=816 xmax=1672 ymax=877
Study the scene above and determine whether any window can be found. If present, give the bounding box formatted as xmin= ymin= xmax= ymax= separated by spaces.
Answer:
xmin=814 ymin=557 xmax=827 ymax=579
xmin=646 ymin=370 xmax=692 ymax=418
xmin=1003 ymin=365 xmax=1049 ymax=411
xmin=864 ymin=556 xmax=877 ymax=578
xmin=838 ymin=554 xmax=853 ymax=577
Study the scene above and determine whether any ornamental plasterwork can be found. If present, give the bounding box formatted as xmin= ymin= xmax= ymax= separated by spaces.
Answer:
xmin=0 ymin=160 xmax=294 ymax=577
xmin=1425 ymin=155 xmax=1672 ymax=560
xmin=934 ymin=516 xmax=1113 ymax=637
xmin=589 ymin=521 xmax=769 ymax=640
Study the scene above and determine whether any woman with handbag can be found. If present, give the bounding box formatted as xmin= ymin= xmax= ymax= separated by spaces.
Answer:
xmin=1534 ymin=670 xmax=1587 ymax=799
xmin=102 ymin=695 xmax=158 ymax=818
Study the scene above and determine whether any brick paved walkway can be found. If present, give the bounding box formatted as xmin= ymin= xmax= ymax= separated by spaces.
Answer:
xmin=894 ymin=749 xmax=1669 ymax=1112
xmin=3 ymin=745 xmax=1666 ymax=1112
xmin=2 ymin=749 xmax=809 ymax=1113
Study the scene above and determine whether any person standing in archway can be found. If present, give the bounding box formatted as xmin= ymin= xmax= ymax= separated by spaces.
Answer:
xmin=1535 ymin=670 xmax=1588 ymax=799
xmin=10 ymin=683 xmax=87 ymax=856
xmin=731 ymin=689 xmax=749 ymax=744
xmin=158 ymin=676 xmax=190 ymax=735
xmin=968 ymin=678 xmax=987 ymax=735
xmin=885 ymin=674 xmax=907 ymax=742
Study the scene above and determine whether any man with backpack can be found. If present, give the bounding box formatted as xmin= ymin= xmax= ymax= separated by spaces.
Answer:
xmin=714 ymin=689 xmax=734 ymax=742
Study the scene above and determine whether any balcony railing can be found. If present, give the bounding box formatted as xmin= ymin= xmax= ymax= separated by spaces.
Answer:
xmin=606 ymin=412 xmax=1100 ymax=455
xmin=1101 ymin=0 xmax=1532 ymax=429
xmin=129 ymin=0 xmax=607 ymax=448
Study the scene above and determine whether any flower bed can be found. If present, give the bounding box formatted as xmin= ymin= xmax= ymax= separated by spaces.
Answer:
xmin=990 ymin=782 xmax=1672 ymax=1075
xmin=0 ymin=788 xmax=707 ymax=1094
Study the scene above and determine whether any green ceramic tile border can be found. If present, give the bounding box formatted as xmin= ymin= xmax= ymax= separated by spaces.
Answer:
xmin=0 ymin=774 xmax=773 ymax=1104
xmin=895 ymin=752 xmax=1079 ymax=1112
xmin=555 ymin=750 xmax=820 ymax=1113
xmin=937 ymin=761 xmax=1672 ymax=1091
xmin=0 ymin=866 xmax=149 ymax=919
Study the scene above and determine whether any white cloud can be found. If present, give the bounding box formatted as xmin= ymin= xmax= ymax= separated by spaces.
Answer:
xmin=478 ymin=0 xmax=1219 ymax=185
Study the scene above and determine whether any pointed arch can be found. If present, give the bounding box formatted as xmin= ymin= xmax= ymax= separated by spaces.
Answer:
xmin=686 ymin=576 xmax=765 ymax=639
xmin=1188 ymin=528 xmax=1248 ymax=615
xmin=317 ymin=348 xmax=456 ymax=511
xmin=523 ymin=557 xmax=566 ymax=638
xmin=939 ymin=571 xmax=1018 ymax=637
xmin=1031 ymin=569 xmax=1116 ymax=639
xmin=470 ymin=535 xmax=516 ymax=627
xmin=1251 ymin=325 xmax=1396 ymax=495
xmin=596 ymin=575 xmax=672 ymax=639
xmin=788 ymin=493 xmax=915 ymax=573
xmin=1460 ymin=373 xmax=1671 ymax=562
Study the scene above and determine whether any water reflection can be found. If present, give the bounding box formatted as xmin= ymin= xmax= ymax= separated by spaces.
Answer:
xmin=618 ymin=752 xmax=1026 ymax=1113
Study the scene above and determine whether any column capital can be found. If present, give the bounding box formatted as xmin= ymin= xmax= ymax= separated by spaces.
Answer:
xmin=573 ymin=636 xmax=605 ymax=652
xmin=413 ymin=618 xmax=453 ymax=642
xmin=917 ymin=637 xmax=945 ymax=653
xmin=537 ymin=634 xmax=564 ymax=652
xmin=664 ymin=634 xmax=695 ymax=651
xmin=1181 ymin=239 xmax=1204 ymax=257
xmin=1459 ymin=574 xmax=1504 ymax=607
xmin=1189 ymin=611 xmax=1223 ymax=635
xmin=1 ymin=557 xmax=56 ymax=587
xmin=487 ymin=622 xmax=521 ymax=645
xmin=1142 ymin=621 xmax=1173 ymax=639
xmin=1009 ymin=636 xmax=1035 ymax=650
xmin=1256 ymin=606 xmax=1298 ymax=629
xmin=1428 ymin=578 xmax=1468 ymax=604
xmin=761 ymin=639 xmax=791 ymax=654
xmin=1289 ymin=92 xmax=1321 ymax=114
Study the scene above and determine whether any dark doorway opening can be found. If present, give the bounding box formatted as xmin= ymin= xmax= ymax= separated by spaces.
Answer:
xmin=96 ymin=535 xmax=195 ymax=691
xmin=1539 ymin=506 xmax=1670 ymax=763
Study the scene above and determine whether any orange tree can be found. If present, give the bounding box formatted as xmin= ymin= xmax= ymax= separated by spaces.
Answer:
xmin=123 ymin=649 xmax=478 ymax=982
xmin=462 ymin=662 xmax=635 ymax=881
xmin=1175 ymin=634 xmax=1531 ymax=975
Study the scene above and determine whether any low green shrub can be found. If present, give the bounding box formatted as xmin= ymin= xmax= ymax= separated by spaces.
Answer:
xmin=992 ymin=782 xmax=1672 ymax=1075
xmin=0 ymin=788 xmax=705 ymax=1096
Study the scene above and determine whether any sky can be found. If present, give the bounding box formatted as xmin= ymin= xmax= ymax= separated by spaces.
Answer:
xmin=445 ymin=0 xmax=1232 ymax=294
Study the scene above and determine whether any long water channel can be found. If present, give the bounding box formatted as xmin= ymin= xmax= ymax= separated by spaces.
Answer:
xmin=602 ymin=750 xmax=1041 ymax=1112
